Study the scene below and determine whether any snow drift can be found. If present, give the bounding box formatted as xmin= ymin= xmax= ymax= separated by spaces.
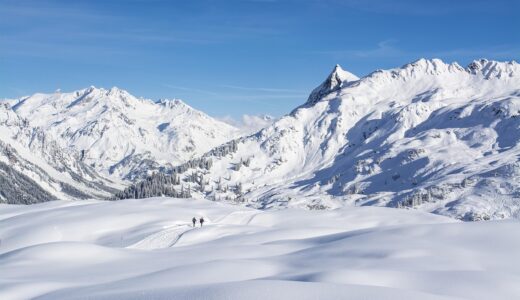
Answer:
xmin=0 ymin=198 xmax=519 ymax=299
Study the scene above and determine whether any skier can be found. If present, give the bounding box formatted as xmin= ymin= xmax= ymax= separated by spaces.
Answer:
xmin=192 ymin=217 xmax=197 ymax=227
xmin=199 ymin=217 xmax=205 ymax=227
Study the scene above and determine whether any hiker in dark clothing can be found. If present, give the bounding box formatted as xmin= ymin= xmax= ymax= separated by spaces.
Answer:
xmin=192 ymin=217 xmax=197 ymax=227
xmin=199 ymin=217 xmax=205 ymax=227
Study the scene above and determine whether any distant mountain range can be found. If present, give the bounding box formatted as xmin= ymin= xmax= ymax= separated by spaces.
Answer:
xmin=3 ymin=58 xmax=520 ymax=220
xmin=0 ymin=103 xmax=119 ymax=203
xmin=10 ymin=87 xmax=240 ymax=180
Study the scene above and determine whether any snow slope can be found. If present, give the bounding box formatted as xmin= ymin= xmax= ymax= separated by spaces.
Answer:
xmin=0 ymin=197 xmax=519 ymax=299
xmin=0 ymin=103 xmax=120 ymax=203
xmin=11 ymin=87 xmax=240 ymax=180
xmin=133 ymin=59 xmax=520 ymax=220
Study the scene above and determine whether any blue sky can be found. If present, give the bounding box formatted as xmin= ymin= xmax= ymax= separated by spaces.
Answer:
xmin=1 ymin=0 xmax=519 ymax=119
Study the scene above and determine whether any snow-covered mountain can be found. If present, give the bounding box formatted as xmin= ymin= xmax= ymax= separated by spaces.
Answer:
xmin=11 ymin=87 xmax=240 ymax=180
xmin=0 ymin=103 xmax=120 ymax=203
xmin=122 ymin=58 xmax=520 ymax=220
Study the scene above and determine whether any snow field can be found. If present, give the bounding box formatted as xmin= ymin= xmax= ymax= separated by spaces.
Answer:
xmin=1 ymin=197 xmax=519 ymax=299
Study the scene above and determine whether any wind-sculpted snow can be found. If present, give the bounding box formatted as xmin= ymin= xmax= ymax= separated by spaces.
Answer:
xmin=129 ymin=59 xmax=520 ymax=220
xmin=11 ymin=87 xmax=240 ymax=180
xmin=0 ymin=198 xmax=519 ymax=299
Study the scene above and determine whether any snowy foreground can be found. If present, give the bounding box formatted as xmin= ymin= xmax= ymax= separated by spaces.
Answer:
xmin=1 ymin=198 xmax=520 ymax=299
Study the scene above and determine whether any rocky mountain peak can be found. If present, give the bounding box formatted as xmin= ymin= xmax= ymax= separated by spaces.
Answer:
xmin=305 ymin=64 xmax=359 ymax=105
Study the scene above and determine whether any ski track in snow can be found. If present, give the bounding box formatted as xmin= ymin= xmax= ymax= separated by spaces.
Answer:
xmin=215 ymin=210 xmax=260 ymax=225
xmin=126 ymin=224 xmax=192 ymax=250
xmin=128 ymin=210 xmax=260 ymax=250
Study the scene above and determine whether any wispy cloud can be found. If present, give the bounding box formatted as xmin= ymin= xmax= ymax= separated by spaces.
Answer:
xmin=428 ymin=46 xmax=520 ymax=61
xmin=0 ymin=38 xmax=135 ymax=60
xmin=162 ymin=84 xmax=219 ymax=96
xmin=242 ymin=0 xmax=279 ymax=3
xmin=0 ymin=1 xmax=120 ymax=24
xmin=2 ymin=86 xmax=28 ymax=98
xmin=219 ymin=113 xmax=276 ymax=135
xmin=330 ymin=0 xmax=516 ymax=16
xmin=164 ymin=84 xmax=306 ymax=100
xmin=0 ymin=0 xmax=286 ymax=61
xmin=162 ymin=83 xmax=306 ymax=109
xmin=316 ymin=39 xmax=404 ymax=59
xmin=219 ymin=84 xmax=304 ymax=93
xmin=317 ymin=40 xmax=520 ymax=62
xmin=74 ymin=31 xmax=218 ymax=45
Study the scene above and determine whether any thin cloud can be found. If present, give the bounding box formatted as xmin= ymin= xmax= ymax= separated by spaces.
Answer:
xmin=228 ymin=94 xmax=307 ymax=100
xmin=3 ymin=87 xmax=28 ymax=98
xmin=0 ymin=38 xmax=136 ymax=59
xmin=162 ymin=84 xmax=219 ymax=96
xmin=317 ymin=41 xmax=520 ymax=62
xmin=429 ymin=46 xmax=520 ymax=61
xmin=74 ymin=31 xmax=218 ymax=45
xmin=219 ymin=84 xmax=305 ymax=93
xmin=163 ymin=84 xmax=306 ymax=102
xmin=0 ymin=0 xmax=283 ymax=61
xmin=0 ymin=1 xmax=120 ymax=22
xmin=316 ymin=39 xmax=404 ymax=59
xmin=330 ymin=0 xmax=516 ymax=16
xmin=219 ymin=114 xmax=276 ymax=135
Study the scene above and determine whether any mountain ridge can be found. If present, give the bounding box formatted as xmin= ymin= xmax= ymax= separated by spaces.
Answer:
xmin=3 ymin=58 xmax=520 ymax=220
xmin=0 ymin=103 xmax=120 ymax=203
xmin=10 ymin=86 xmax=241 ymax=181
xmin=119 ymin=58 xmax=520 ymax=220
